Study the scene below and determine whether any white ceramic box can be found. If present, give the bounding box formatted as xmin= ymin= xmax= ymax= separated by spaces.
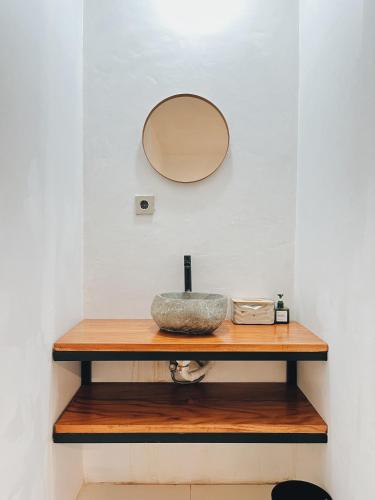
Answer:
xmin=232 ymin=298 xmax=275 ymax=325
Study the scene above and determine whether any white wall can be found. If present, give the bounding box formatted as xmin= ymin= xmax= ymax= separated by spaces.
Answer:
xmin=84 ymin=0 xmax=298 ymax=319
xmin=1 ymin=1 xmax=371 ymax=493
xmin=83 ymin=0 xmax=300 ymax=483
xmin=296 ymin=1 xmax=375 ymax=497
xmin=0 ymin=1 xmax=84 ymax=499
xmin=4 ymin=1 xmax=371 ymax=493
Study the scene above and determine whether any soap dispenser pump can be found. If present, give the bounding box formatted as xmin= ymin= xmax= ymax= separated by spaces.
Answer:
xmin=275 ymin=293 xmax=290 ymax=324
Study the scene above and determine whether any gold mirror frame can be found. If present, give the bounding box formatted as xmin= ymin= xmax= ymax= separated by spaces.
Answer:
xmin=142 ymin=94 xmax=230 ymax=183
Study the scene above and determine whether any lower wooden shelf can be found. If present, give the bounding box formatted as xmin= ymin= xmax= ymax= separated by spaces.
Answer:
xmin=53 ymin=383 xmax=327 ymax=443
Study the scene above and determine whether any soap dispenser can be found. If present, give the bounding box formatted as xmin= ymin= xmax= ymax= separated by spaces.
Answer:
xmin=275 ymin=293 xmax=290 ymax=324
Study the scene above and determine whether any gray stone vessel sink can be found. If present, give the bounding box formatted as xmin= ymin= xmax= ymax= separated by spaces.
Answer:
xmin=151 ymin=292 xmax=228 ymax=335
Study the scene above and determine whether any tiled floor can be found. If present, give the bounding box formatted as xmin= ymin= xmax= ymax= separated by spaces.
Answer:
xmin=77 ymin=483 xmax=274 ymax=500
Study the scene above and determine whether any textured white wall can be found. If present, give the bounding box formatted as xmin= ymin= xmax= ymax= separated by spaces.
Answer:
xmin=83 ymin=0 xmax=300 ymax=483
xmin=0 ymin=1 xmax=84 ymax=499
xmin=2 ymin=0 xmax=371 ymax=492
xmin=296 ymin=1 xmax=375 ymax=497
xmin=84 ymin=0 xmax=298 ymax=318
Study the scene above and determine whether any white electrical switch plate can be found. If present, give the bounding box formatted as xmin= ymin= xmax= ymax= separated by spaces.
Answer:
xmin=135 ymin=195 xmax=155 ymax=215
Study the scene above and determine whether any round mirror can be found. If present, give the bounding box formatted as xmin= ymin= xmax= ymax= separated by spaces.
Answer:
xmin=142 ymin=94 xmax=229 ymax=183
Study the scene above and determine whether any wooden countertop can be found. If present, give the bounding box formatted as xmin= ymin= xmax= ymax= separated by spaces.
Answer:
xmin=54 ymin=320 xmax=328 ymax=353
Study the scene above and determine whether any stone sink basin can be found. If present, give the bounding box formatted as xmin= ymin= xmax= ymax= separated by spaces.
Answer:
xmin=151 ymin=292 xmax=228 ymax=335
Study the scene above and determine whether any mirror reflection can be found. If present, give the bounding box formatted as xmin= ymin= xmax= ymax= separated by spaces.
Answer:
xmin=142 ymin=94 xmax=229 ymax=183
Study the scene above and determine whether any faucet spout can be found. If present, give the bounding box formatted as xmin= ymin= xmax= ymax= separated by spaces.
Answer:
xmin=184 ymin=255 xmax=192 ymax=292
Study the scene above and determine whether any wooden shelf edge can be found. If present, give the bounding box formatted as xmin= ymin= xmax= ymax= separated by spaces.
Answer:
xmin=53 ymin=343 xmax=329 ymax=353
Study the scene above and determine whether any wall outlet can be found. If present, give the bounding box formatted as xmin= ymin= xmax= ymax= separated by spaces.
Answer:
xmin=135 ymin=195 xmax=155 ymax=215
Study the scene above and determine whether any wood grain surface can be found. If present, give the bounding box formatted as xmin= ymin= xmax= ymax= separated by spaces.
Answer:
xmin=54 ymin=382 xmax=327 ymax=435
xmin=54 ymin=320 xmax=328 ymax=353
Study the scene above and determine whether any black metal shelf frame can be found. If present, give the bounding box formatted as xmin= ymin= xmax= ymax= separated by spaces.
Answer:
xmin=54 ymin=432 xmax=328 ymax=444
xmin=54 ymin=350 xmax=327 ymax=386
xmin=53 ymin=350 xmax=327 ymax=361
xmin=53 ymin=349 xmax=327 ymax=444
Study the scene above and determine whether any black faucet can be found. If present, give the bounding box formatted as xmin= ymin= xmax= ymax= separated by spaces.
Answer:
xmin=184 ymin=255 xmax=192 ymax=292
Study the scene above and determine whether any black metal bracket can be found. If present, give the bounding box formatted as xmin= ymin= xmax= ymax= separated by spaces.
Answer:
xmin=65 ymin=354 xmax=307 ymax=387
xmin=69 ymin=351 xmax=304 ymax=387
xmin=287 ymin=360 xmax=297 ymax=385
xmin=80 ymin=359 xmax=297 ymax=386
xmin=81 ymin=361 xmax=92 ymax=385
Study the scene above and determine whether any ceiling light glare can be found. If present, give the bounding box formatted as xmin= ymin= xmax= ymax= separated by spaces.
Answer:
xmin=154 ymin=0 xmax=245 ymax=36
